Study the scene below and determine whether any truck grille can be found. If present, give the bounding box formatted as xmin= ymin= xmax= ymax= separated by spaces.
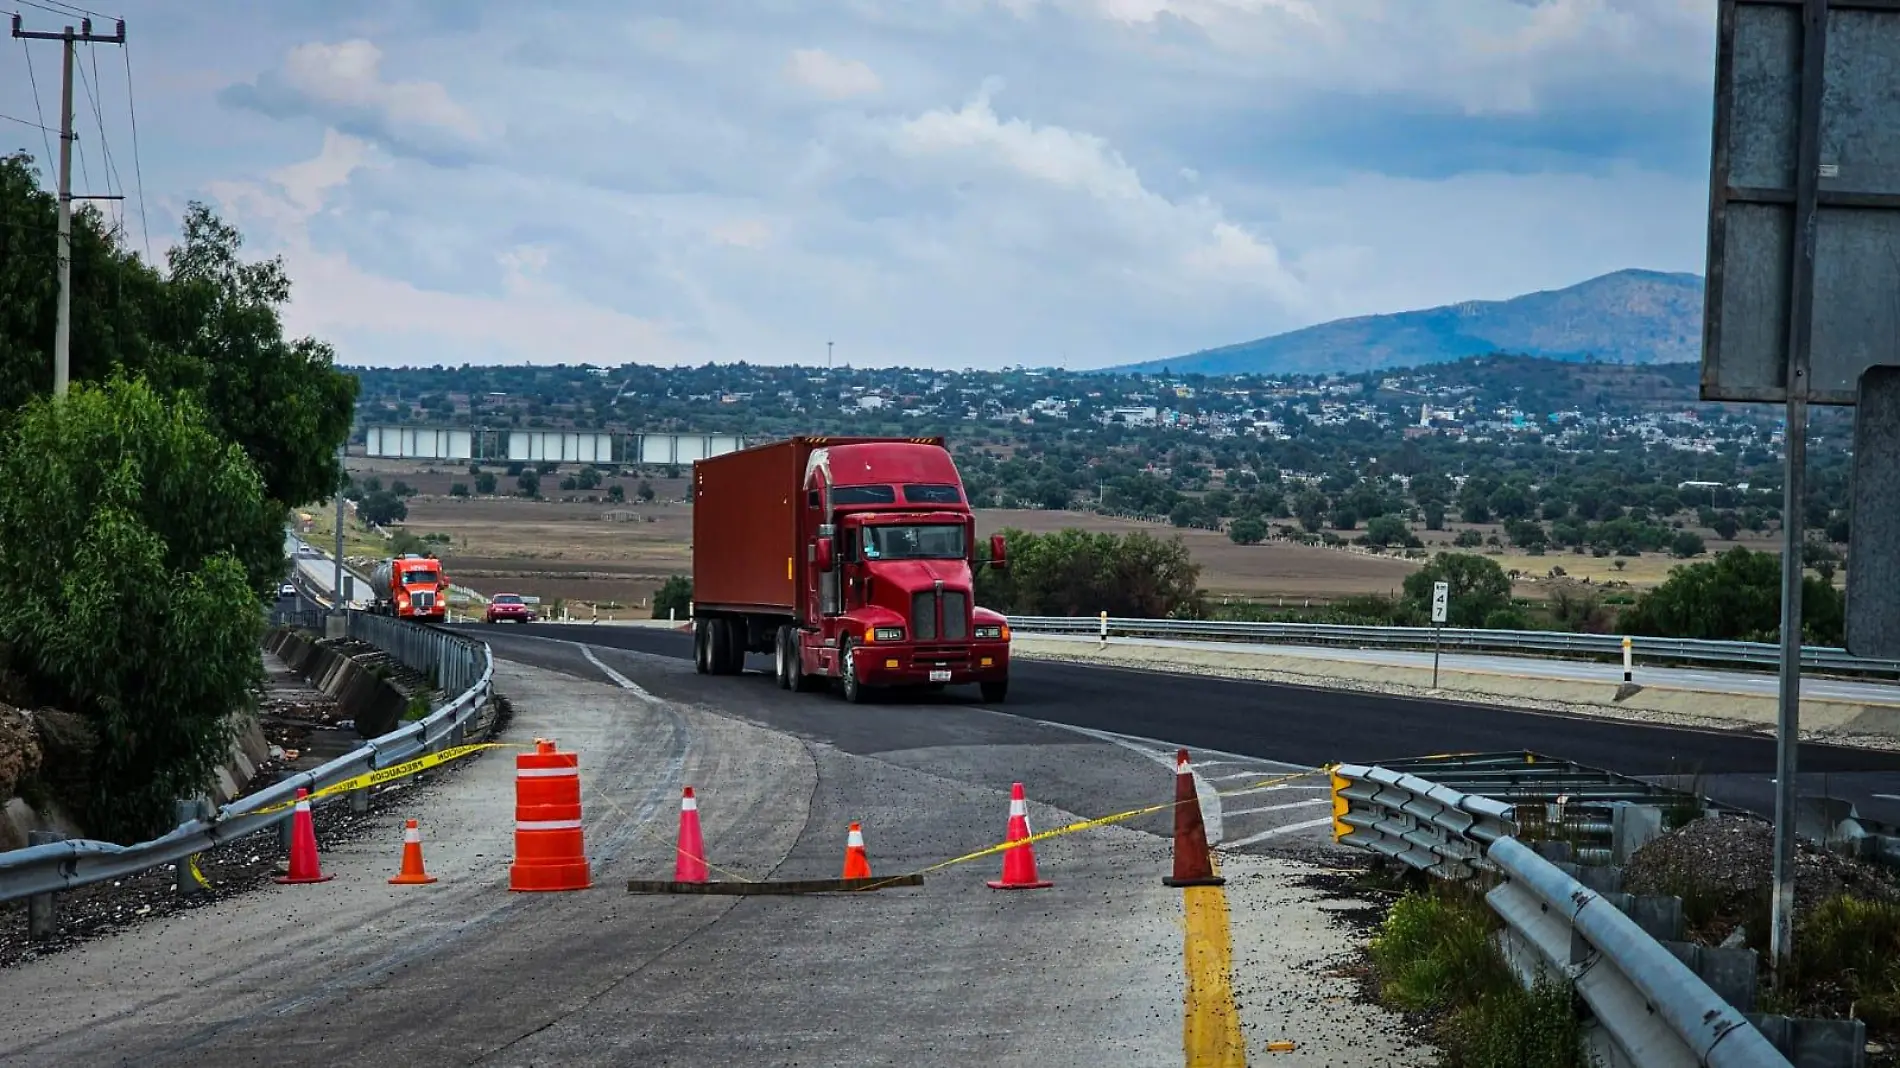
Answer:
xmin=413 ymin=590 xmax=436 ymax=610
xmin=910 ymin=590 xmax=969 ymax=642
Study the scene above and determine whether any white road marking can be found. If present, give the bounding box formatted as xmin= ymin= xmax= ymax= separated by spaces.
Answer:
xmin=1021 ymin=719 xmax=1236 ymax=845
xmin=576 ymin=643 xmax=660 ymax=704
xmin=1223 ymin=783 xmax=1328 ymax=798
xmin=1224 ymin=799 xmax=1328 ymax=818
xmin=1875 ymin=794 xmax=1900 ymax=802
xmin=1218 ymin=816 xmax=1336 ymax=850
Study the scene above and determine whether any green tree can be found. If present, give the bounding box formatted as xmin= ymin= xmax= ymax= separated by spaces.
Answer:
xmin=1670 ymin=530 xmax=1706 ymax=558
xmin=450 ymin=482 xmax=470 ymax=498
xmin=517 ymin=469 xmax=541 ymax=497
xmin=976 ymin=528 xmax=1203 ymax=619
xmin=1363 ymin=514 xmax=1411 ymax=548
xmin=652 ymin=574 xmax=693 ymax=619
xmin=607 ymin=484 xmax=625 ymax=503
xmin=1402 ymin=552 xmax=1512 ymax=628
xmin=359 ymin=491 xmax=407 ymax=526
xmin=1228 ymin=517 xmax=1266 ymax=545
xmin=0 ymin=376 xmax=273 ymax=840
xmin=475 ymin=471 xmax=498 ymax=495
xmin=1622 ymin=547 xmax=1843 ymax=644
xmin=1 ymin=155 xmax=356 ymax=516
xmin=578 ymin=467 xmax=603 ymax=491
xmin=637 ymin=479 xmax=656 ymax=502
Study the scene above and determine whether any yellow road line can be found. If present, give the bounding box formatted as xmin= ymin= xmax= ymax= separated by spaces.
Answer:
xmin=1182 ymin=860 xmax=1247 ymax=1068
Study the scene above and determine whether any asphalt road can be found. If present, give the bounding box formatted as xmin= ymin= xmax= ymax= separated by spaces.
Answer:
xmin=4 ymin=642 xmax=1426 ymax=1066
xmin=470 ymin=622 xmax=1900 ymax=830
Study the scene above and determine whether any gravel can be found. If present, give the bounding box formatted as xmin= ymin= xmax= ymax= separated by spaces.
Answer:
xmin=1623 ymin=813 xmax=1900 ymax=945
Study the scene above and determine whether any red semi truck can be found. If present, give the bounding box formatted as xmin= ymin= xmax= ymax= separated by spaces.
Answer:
xmin=369 ymin=553 xmax=449 ymax=622
xmin=689 ymin=435 xmax=1012 ymax=703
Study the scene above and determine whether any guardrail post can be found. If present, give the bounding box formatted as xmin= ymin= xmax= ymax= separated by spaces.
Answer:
xmin=26 ymin=830 xmax=61 ymax=940
xmin=173 ymin=799 xmax=210 ymax=896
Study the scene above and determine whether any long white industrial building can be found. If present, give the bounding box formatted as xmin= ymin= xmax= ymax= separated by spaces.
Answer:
xmin=360 ymin=426 xmax=745 ymax=464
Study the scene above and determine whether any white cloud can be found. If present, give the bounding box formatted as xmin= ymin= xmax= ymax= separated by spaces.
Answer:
xmin=885 ymin=85 xmax=1305 ymax=305
xmin=205 ymin=131 xmax=687 ymax=366
xmin=784 ymin=48 xmax=884 ymax=99
xmin=280 ymin=39 xmax=486 ymax=142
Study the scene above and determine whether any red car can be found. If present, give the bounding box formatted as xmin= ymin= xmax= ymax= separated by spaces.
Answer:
xmin=484 ymin=593 xmax=538 ymax=624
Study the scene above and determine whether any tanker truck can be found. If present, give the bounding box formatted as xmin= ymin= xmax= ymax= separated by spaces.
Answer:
xmin=689 ymin=435 xmax=1011 ymax=703
xmin=370 ymin=553 xmax=449 ymax=622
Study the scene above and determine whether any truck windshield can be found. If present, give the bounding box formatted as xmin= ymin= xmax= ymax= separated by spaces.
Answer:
xmin=861 ymin=524 xmax=965 ymax=561
xmin=403 ymin=570 xmax=441 ymax=585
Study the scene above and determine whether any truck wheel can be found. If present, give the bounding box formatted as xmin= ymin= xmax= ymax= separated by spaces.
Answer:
xmin=693 ymin=619 xmax=711 ymax=675
xmin=719 ymin=618 xmax=748 ymax=675
xmin=980 ymin=680 xmax=1008 ymax=704
xmin=774 ymin=626 xmax=795 ymax=690
xmin=839 ymin=641 xmax=867 ymax=704
xmin=707 ymin=617 xmax=732 ymax=675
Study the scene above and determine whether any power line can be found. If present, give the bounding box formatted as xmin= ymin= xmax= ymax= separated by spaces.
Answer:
xmin=16 ymin=0 xmax=119 ymax=20
xmin=76 ymin=37 xmax=122 ymax=233
xmin=0 ymin=111 xmax=56 ymax=134
xmin=120 ymin=39 xmax=149 ymax=263
xmin=17 ymin=34 xmax=57 ymax=177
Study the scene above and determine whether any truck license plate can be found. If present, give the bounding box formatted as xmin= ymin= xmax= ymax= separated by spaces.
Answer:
xmin=929 ymin=669 xmax=952 ymax=682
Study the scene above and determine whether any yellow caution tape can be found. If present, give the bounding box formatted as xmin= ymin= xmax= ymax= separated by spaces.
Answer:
xmin=853 ymin=766 xmax=1337 ymax=892
xmin=245 ymin=742 xmax=507 ymax=817
xmin=187 ymin=853 xmax=211 ymax=890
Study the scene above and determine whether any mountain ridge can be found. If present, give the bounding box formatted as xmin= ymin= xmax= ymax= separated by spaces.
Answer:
xmin=1111 ymin=268 xmax=1705 ymax=377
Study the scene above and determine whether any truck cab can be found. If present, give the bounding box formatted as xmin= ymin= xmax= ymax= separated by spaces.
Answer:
xmin=804 ymin=476 xmax=1011 ymax=703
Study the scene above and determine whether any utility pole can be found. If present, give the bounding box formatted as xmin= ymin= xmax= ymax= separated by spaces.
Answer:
xmin=827 ymin=340 xmax=834 ymax=372
xmin=333 ymin=444 xmax=346 ymax=607
xmin=12 ymin=16 xmax=126 ymax=399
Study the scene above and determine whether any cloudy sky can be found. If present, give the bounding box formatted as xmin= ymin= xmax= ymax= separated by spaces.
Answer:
xmin=2 ymin=0 xmax=1717 ymax=370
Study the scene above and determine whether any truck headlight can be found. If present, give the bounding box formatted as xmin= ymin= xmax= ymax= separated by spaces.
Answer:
xmin=869 ymin=626 xmax=905 ymax=643
xmin=975 ymin=624 xmax=1007 ymax=640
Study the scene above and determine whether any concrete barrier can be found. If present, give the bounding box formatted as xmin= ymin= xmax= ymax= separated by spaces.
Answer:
xmin=266 ymin=629 xmax=416 ymax=739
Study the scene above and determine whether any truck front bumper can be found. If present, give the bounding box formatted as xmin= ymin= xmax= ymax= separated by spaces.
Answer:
xmin=857 ymin=642 xmax=1010 ymax=686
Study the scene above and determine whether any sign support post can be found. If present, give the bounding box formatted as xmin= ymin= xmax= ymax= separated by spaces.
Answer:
xmin=1430 ymin=581 xmax=1448 ymax=690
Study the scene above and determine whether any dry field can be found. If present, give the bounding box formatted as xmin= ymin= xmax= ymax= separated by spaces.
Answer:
xmin=976 ymin=509 xmax=1421 ymax=600
xmin=314 ymin=459 xmax=1807 ymax=613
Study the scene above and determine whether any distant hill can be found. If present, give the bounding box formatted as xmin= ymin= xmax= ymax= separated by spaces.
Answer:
xmin=1112 ymin=269 xmax=1705 ymax=377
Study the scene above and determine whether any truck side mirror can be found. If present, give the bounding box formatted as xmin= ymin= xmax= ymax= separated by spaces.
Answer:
xmin=989 ymin=533 xmax=1008 ymax=570
xmin=815 ymin=536 xmax=835 ymax=572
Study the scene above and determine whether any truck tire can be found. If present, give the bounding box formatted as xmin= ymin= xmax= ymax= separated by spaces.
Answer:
xmin=707 ymin=617 xmax=733 ymax=675
xmin=839 ymin=640 xmax=867 ymax=704
xmin=980 ymin=679 xmax=1008 ymax=704
xmin=693 ymin=619 xmax=711 ymax=674
xmin=774 ymin=626 xmax=795 ymax=690
xmin=719 ymin=618 xmax=748 ymax=675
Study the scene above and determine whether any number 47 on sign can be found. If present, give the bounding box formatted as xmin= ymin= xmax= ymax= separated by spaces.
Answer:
xmin=1430 ymin=581 xmax=1448 ymax=689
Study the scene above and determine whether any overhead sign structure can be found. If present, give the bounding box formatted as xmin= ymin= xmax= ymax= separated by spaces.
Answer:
xmin=1702 ymin=0 xmax=1900 ymax=971
xmin=1703 ymin=0 xmax=1900 ymax=407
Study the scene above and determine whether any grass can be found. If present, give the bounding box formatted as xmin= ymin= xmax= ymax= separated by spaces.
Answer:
xmin=1368 ymin=882 xmax=1587 ymax=1068
xmin=1786 ymin=895 xmax=1900 ymax=1031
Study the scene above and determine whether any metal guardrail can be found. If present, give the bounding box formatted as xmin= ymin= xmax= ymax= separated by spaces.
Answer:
xmin=1332 ymin=762 xmax=1793 ymax=1068
xmin=1007 ymin=615 xmax=1900 ymax=676
xmin=0 ymin=611 xmax=493 ymax=905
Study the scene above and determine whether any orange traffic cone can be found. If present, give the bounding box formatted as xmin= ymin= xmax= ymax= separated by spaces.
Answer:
xmin=675 ymin=786 xmax=708 ymax=883
xmin=987 ymin=782 xmax=1053 ymax=890
xmin=1163 ymin=748 xmax=1225 ymax=888
xmin=275 ymin=788 xmax=333 ymax=885
xmin=389 ymin=818 xmax=438 ymax=885
xmin=842 ymin=822 xmax=872 ymax=879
